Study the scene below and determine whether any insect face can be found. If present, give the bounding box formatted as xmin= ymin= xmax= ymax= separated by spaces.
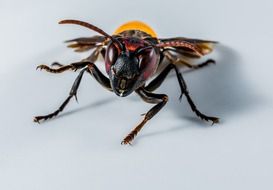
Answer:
xmin=109 ymin=51 xmax=140 ymax=97
xmin=106 ymin=38 xmax=159 ymax=97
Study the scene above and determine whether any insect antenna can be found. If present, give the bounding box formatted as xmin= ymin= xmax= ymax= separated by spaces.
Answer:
xmin=59 ymin=19 xmax=124 ymax=51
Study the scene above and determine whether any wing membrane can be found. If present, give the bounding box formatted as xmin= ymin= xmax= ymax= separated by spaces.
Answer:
xmin=65 ymin=35 xmax=106 ymax=52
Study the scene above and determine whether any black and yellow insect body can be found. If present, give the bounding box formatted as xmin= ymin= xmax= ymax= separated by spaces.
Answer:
xmin=34 ymin=20 xmax=219 ymax=145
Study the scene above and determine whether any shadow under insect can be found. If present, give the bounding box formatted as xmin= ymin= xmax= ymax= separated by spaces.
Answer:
xmin=141 ymin=45 xmax=261 ymax=140
xmin=167 ymin=44 xmax=258 ymax=123
xmin=137 ymin=44 xmax=261 ymax=140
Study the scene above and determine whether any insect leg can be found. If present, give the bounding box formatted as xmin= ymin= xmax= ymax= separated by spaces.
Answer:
xmin=145 ymin=62 xmax=186 ymax=100
xmin=86 ymin=63 xmax=112 ymax=91
xmin=36 ymin=61 xmax=89 ymax=73
xmin=188 ymin=59 xmax=215 ymax=69
xmin=173 ymin=58 xmax=215 ymax=69
xmin=164 ymin=51 xmax=215 ymax=70
xmin=172 ymin=64 xmax=219 ymax=124
xmin=48 ymin=46 xmax=103 ymax=69
xmin=121 ymin=88 xmax=168 ymax=145
xmin=33 ymin=68 xmax=88 ymax=123
xmin=146 ymin=62 xmax=219 ymax=124
xmin=145 ymin=64 xmax=174 ymax=92
xmin=33 ymin=62 xmax=112 ymax=123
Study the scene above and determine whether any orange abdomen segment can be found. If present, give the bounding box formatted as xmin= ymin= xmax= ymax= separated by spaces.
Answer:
xmin=114 ymin=21 xmax=157 ymax=38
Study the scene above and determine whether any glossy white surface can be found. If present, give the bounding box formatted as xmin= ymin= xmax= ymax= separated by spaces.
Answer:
xmin=1 ymin=0 xmax=273 ymax=189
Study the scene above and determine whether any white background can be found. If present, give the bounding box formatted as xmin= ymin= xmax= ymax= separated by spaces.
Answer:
xmin=1 ymin=0 xmax=273 ymax=189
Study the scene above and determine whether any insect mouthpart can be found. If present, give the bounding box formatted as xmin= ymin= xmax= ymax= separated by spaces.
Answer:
xmin=112 ymin=77 xmax=132 ymax=97
xmin=119 ymin=78 xmax=127 ymax=90
xmin=108 ymin=53 xmax=140 ymax=97
xmin=109 ymin=72 xmax=137 ymax=97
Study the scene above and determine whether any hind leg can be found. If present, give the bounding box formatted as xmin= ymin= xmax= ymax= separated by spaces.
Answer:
xmin=164 ymin=51 xmax=215 ymax=70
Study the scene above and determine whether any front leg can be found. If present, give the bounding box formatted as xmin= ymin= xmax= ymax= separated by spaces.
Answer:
xmin=86 ymin=63 xmax=112 ymax=92
xmin=121 ymin=88 xmax=168 ymax=145
xmin=34 ymin=63 xmax=112 ymax=123
xmin=145 ymin=64 xmax=177 ymax=92
xmin=34 ymin=68 xmax=88 ymax=123
xmin=41 ymin=46 xmax=104 ymax=71
xmin=36 ymin=61 xmax=89 ymax=73
xmin=145 ymin=64 xmax=185 ymax=101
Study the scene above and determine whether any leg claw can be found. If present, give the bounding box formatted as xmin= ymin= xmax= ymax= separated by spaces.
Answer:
xmin=121 ymin=135 xmax=134 ymax=145
xmin=210 ymin=117 xmax=220 ymax=125
xmin=179 ymin=94 xmax=183 ymax=101
xmin=33 ymin=116 xmax=42 ymax=123
xmin=36 ymin=65 xmax=47 ymax=71
xmin=121 ymin=139 xmax=132 ymax=145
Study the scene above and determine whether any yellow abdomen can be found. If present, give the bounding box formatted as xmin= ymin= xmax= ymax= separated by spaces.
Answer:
xmin=114 ymin=21 xmax=157 ymax=38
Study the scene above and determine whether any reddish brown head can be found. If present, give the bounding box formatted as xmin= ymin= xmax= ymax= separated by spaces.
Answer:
xmin=105 ymin=37 xmax=160 ymax=97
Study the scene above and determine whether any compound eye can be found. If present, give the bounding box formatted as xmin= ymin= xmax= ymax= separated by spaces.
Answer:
xmin=105 ymin=43 xmax=119 ymax=74
xmin=138 ymin=48 xmax=153 ymax=69
xmin=138 ymin=47 xmax=158 ymax=80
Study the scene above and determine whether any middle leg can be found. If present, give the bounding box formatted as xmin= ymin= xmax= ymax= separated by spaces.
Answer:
xmin=145 ymin=63 xmax=219 ymax=124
